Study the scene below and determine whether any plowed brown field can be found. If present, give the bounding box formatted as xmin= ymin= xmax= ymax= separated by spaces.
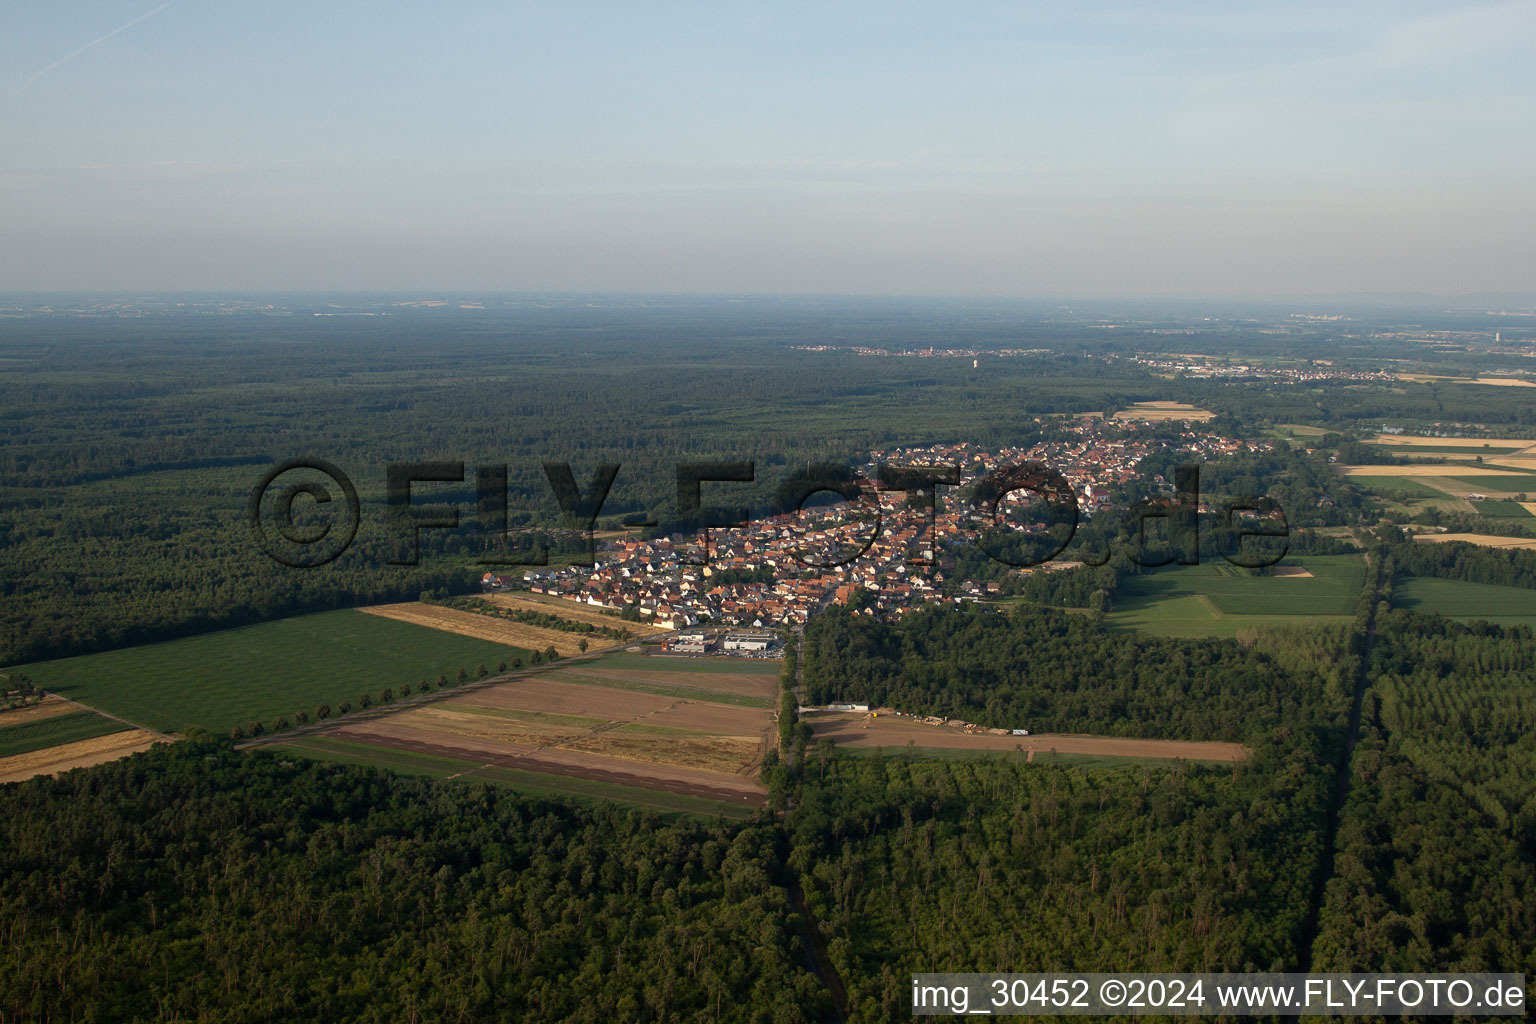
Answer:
xmin=570 ymin=666 xmax=777 ymax=698
xmin=808 ymin=712 xmax=1246 ymax=762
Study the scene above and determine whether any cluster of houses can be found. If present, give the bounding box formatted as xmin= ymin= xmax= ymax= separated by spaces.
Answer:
xmin=500 ymin=425 xmax=1268 ymax=630
xmin=1130 ymin=355 xmax=1393 ymax=384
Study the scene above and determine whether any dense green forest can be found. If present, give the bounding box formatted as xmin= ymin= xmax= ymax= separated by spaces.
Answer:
xmin=0 ymin=742 xmax=827 ymax=1023
xmin=786 ymin=745 xmax=1332 ymax=1019
xmin=1313 ymin=614 xmax=1536 ymax=976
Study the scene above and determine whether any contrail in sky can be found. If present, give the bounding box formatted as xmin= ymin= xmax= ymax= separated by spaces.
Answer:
xmin=15 ymin=1 xmax=175 ymax=94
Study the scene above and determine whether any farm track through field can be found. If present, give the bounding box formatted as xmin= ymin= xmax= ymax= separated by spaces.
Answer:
xmin=39 ymin=690 xmax=175 ymax=741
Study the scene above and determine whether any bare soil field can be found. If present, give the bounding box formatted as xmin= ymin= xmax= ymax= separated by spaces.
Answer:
xmin=0 ymin=729 xmax=167 ymax=783
xmin=0 ymin=695 xmax=74 ymax=727
xmin=808 ymin=713 xmax=1247 ymax=762
xmin=1413 ymin=533 xmax=1536 ymax=549
xmin=483 ymin=593 xmax=668 ymax=636
xmin=1112 ymin=401 xmax=1215 ymax=422
xmin=571 ymin=666 xmax=778 ymax=699
xmin=641 ymin=701 xmax=772 ymax=737
xmin=458 ymin=676 xmax=680 ymax=718
xmin=356 ymin=603 xmax=587 ymax=656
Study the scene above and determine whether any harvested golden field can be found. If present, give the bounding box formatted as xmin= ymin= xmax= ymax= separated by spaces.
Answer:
xmin=1112 ymin=401 xmax=1214 ymax=422
xmin=1271 ymin=565 xmax=1315 ymax=578
xmin=1395 ymin=374 xmax=1536 ymax=388
xmin=0 ymin=695 xmax=74 ymax=727
xmin=483 ymin=592 xmax=667 ymax=636
xmin=356 ymin=603 xmax=588 ymax=656
xmin=459 ymin=676 xmax=680 ymax=718
xmin=1413 ymin=533 xmax=1536 ymax=549
xmin=1337 ymin=464 xmax=1529 ymax=477
xmin=390 ymin=706 xmax=589 ymax=747
xmin=0 ymin=729 xmax=166 ymax=784
xmin=562 ymin=732 xmax=760 ymax=774
xmin=1369 ymin=434 xmax=1536 ymax=451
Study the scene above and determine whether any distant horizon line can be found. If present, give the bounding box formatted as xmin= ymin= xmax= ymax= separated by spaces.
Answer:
xmin=3 ymin=288 xmax=1535 ymax=306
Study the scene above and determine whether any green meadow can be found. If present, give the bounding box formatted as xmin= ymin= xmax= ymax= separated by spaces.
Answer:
xmin=1107 ymin=555 xmax=1364 ymax=637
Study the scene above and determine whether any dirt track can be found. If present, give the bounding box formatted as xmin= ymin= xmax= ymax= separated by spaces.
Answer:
xmin=331 ymin=730 xmax=765 ymax=806
xmin=809 ymin=713 xmax=1247 ymax=762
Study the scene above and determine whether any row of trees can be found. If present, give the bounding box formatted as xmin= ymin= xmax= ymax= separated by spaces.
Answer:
xmin=422 ymin=592 xmax=627 ymax=641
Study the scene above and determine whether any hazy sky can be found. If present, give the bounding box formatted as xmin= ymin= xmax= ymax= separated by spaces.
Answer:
xmin=3 ymin=1 xmax=1533 ymax=296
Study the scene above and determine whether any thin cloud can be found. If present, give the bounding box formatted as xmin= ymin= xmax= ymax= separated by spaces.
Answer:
xmin=13 ymin=1 xmax=175 ymax=96
xmin=1375 ymin=0 xmax=1536 ymax=67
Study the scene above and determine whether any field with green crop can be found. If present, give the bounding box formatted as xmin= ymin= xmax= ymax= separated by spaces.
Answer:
xmin=0 ymin=711 xmax=129 ymax=759
xmin=13 ymin=610 xmax=533 ymax=734
xmin=1346 ymin=476 xmax=1450 ymax=499
xmin=1451 ymin=474 xmax=1536 ymax=490
xmin=1366 ymin=443 xmax=1526 ymax=455
xmin=1392 ymin=578 xmax=1536 ymax=629
xmin=1470 ymin=500 xmax=1533 ymax=518
xmin=1108 ymin=556 xmax=1364 ymax=637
